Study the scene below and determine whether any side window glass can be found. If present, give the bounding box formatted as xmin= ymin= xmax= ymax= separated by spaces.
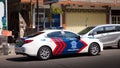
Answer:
xmin=47 ymin=31 xmax=62 ymax=38
xmin=91 ymin=27 xmax=104 ymax=35
xmin=64 ymin=31 xmax=78 ymax=38
xmin=116 ymin=26 xmax=120 ymax=31
xmin=105 ymin=26 xmax=116 ymax=33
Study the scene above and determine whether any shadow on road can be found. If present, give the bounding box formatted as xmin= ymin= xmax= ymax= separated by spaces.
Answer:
xmin=104 ymin=46 xmax=119 ymax=50
xmin=6 ymin=53 xmax=100 ymax=62
xmin=6 ymin=47 xmax=119 ymax=62
xmin=6 ymin=56 xmax=39 ymax=62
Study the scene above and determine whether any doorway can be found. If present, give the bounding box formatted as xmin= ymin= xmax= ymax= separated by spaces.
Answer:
xmin=111 ymin=10 xmax=120 ymax=24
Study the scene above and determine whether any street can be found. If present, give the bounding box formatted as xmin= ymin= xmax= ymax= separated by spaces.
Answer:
xmin=0 ymin=47 xmax=120 ymax=68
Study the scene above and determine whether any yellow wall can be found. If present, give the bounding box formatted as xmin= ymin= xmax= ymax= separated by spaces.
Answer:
xmin=66 ymin=12 xmax=106 ymax=33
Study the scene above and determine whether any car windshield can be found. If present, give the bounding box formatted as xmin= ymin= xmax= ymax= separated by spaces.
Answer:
xmin=78 ymin=26 xmax=95 ymax=35
xmin=27 ymin=32 xmax=44 ymax=38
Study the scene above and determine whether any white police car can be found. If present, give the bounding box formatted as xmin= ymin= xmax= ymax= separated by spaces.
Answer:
xmin=15 ymin=29 xmax=103 ymax=60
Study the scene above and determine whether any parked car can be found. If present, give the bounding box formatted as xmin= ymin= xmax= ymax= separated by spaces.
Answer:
xmin=15 ymin=29 xmax=103 ymax=60
xmin=78 ymin=24 xmax=120 ymax=49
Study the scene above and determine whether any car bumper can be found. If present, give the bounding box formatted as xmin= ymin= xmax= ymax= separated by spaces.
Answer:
xmin=15 ymin=47 xmax=26 ymax=55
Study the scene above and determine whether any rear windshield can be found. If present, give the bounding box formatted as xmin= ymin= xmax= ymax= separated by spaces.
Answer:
xmin=78 ymin=26 xmax=95 ymax=35
xmin=27 ymin=32 xmax=44 ymax=38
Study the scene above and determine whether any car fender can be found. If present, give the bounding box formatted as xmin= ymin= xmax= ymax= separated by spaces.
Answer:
xmin=80 ymin=37 xmax=103 ymax=53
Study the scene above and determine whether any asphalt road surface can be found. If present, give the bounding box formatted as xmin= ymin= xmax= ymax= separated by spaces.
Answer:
xmin=0 ymin=47 xmax=120 ymax=68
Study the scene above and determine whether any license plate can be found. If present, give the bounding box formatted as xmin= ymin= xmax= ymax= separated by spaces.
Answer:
xmin=15 ymin=47 xmax=24 ymax=53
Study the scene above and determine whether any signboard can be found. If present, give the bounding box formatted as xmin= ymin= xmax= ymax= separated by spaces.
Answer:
xmin=43 ymin=0 xmax=59 ymax=4
xmin=0 ymin=0 xmax=7 ymax=35
xmin=2 ymin=30 xmax=12 ymax=36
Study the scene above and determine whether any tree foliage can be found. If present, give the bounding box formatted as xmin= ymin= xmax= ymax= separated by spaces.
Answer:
xmin=51 ymin=6 xmax=63 ymax=14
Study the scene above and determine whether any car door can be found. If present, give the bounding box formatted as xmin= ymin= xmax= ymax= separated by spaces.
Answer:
xmin=89 ymin=26 xmax=108 ymax=45
xmin=104 ymin=26 xmax=119 ymax=45
xmin=62 ymin=31 xmax=83 ymax=54
xmin=47 ymin=31 xmax=80 ymax=55
xmin=47 ymin=31 xmax=65 ymax=55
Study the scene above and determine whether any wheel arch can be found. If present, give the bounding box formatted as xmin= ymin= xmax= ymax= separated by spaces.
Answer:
xmin=117 ymin=40 xmax=120 ymax=49
xmin=89 ymin=42 xmax=101 ymax=52
xmin=37 ymin=45 xmax=53 ymax=56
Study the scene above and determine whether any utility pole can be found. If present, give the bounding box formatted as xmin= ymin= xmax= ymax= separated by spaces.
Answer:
xmin=36 ymin=0 xmax=39 ymax=31
xmin=49 ymin=3 xmax=52 ymax=28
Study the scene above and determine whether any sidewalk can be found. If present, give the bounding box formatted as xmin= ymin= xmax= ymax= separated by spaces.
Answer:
xmin=8 ymin=43 xmax=16 ymax=55
xmin=0 ymin=43 xmax=16 ymax=56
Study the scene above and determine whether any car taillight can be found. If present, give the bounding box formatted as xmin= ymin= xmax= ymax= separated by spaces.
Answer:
xmin=24 ymin=40 xmax=33 ymax=44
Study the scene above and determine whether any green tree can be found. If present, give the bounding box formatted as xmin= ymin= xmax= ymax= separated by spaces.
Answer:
xmin=51 ymin=6 xmax=63 ymax=14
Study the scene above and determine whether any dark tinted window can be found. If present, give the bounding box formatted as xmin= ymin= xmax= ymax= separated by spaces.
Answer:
xmin=78 ymin=26 xmax=95 ymax=34
xmin=91 ymin=27 xmax=104 ymax=34
xmin=27 ymin=32 xmax=44 ymax=38
xmin=47 ymin=31 xmax=62 ymax=38
xmin=64 ymin=31 xmax=78 ymax=38
xmin=105 ymin=26 xmax=116 ymax=32
xmin=116 ymin=26 xmax=120 ymax=31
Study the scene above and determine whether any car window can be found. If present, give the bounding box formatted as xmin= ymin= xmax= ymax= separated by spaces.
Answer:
xmin=64 ymin=31 xmax=78 ymax=38
xmin=78 ymin=26 xmax=95 ymax=34
xmin=105 ymin=26 xmax=116 ymax=33
xmin=47 ymin=31 xmax=62 ymax=38
xmin=27 ymin=32 xmax=44 ymax=38
xmin=116 ymin=26 xmax=120 ymax=31
xmin=90 ymin=27 xmax=104 ymax=35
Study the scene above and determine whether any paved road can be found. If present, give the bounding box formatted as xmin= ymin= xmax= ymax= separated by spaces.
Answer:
xmin=0 ymin=47 xmax=120 ymax=68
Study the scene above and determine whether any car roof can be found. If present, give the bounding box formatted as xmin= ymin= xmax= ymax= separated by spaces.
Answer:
xmin=42 ymin=29 xmax=62 ymax=32
xmin=41 ymin=29 xmax=77 ymax=34
xmin=91 ymin=24 xmax=120 ymax=28
xmin=41 ymin=29 xmax=71 ymax=33
xmin=99 ymin=24 xmax=120 ymax=26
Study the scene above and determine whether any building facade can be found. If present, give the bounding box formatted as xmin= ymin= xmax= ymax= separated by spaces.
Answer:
xmin=8 ymin=0 xmax=120 ymax=39
xmin=19 ymin=0 xmax=120 ymax=33
xmin=58 ymin=0 xmax=120 ymax=32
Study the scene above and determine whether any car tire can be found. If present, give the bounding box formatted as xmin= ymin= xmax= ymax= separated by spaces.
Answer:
xmin=88 ymin=43 xmax=100 ymax=56
xmin=118 ymin=40 xmax=120 ymax=49
xmin=37 ymin=46 xmax=52 ymax=60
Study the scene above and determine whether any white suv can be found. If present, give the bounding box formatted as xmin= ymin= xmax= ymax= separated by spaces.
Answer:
xmin=78 ymin=24 xmax=120 ymax=48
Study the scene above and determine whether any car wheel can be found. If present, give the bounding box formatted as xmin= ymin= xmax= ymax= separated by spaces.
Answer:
xmin=118 ymin=40 xmax=120 ymax=49
xmin=88 ymin=43 xmax=100 ymax=56
xmin=37 ymin=46 xmax=52 ymax=60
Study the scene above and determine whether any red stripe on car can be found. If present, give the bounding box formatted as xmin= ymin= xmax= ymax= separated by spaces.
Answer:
xmin=55 ymin=38 xmax=63 ymax=55
xmin=59 ymin=39 xmax=66 ymax=54
xmin=51 ymin=38 xmax=59 ymax=55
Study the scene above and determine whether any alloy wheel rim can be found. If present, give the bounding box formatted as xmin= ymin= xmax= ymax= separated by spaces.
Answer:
xmin=40 ymin=48 xmax=50 ymax=59
xmin=90 ymin=44 xmax=99 ymax=55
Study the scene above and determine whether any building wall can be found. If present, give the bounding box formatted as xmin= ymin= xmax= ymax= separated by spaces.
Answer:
xmin=65 ymin=10 xmax=106 ymax=33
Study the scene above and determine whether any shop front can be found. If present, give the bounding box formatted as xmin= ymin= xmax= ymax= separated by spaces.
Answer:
xmin=65 ymin=8 xmax=107 ymax=32
xmin=58 ymin=0 xmax=120 ymax=32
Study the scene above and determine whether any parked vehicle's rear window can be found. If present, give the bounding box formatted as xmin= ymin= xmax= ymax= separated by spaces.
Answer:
xmin=27 ymin=32 xmax=44 ymax=38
